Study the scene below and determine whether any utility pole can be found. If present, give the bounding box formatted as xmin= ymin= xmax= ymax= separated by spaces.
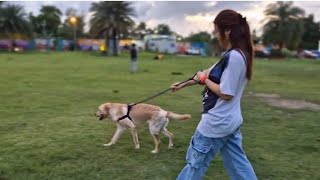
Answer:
xmin=70 ymin=17 xmax=77 ymax=51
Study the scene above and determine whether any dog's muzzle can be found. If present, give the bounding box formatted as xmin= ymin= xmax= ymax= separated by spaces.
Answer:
xmin=98 ymin=114 xmax=104 ymax=120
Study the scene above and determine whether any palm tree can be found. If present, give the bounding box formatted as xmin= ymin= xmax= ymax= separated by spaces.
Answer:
xmin=89 ymin=1 xmax=135 ymax=55
xmin=38 ymin=5 xmax=62 ymax=37
xmin=186 ymin=31 xmax=211 ymax=43
xmin=300 ymin=14 xmax=320 ymax=50
xmin=262 ymin=1 xmax=305 ymax=50
xmin=0 ymin=4 xmax=30 ymax=39
xmin=132 ymin=22 xmax=147 ymax=39
xmin=28 ymin=12 xmax=42 ymax=37
xmin=0 ymin=2 xmax=4 ymax=33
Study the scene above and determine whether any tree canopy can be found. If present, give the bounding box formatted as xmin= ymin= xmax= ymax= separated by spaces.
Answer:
xmin=262 ymin=1 xmax=305 ymax=50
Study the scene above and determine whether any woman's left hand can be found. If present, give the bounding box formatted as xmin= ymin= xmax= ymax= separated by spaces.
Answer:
xmin=196 ymin=71 xmax=206 ymax=80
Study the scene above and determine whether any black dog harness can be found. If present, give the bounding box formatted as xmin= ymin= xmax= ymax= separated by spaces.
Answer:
xmin=117 ymin=104 xmax=134 ymax=122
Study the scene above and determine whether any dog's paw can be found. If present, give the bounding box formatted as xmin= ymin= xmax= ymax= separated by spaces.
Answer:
xmin=151 ymin=150 xmax=159 ymax=154
xmin=103 ymin=143 xmax=113 ymax=147
xmin=168 ymin=144 xmax=174 ymax=149
xmin=135 ymin=144 xmax=140 ymax=149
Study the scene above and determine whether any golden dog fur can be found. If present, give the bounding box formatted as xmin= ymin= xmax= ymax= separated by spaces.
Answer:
xmin=95 ymin=102 xmax=191 ymax=153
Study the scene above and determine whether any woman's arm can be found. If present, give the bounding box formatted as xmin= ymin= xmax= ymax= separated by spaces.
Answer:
xmin=170 ymin=78 xmax=198 ymax=92
xmin=197 ymin=71 xmax=233 ymax=101
xmin=170 ymin=68 xmax=211 ymax=92
xmin=170 ymin=68 xmax=218 ymax=92
xmin=203 ymin=78 xmax=233 ymax=101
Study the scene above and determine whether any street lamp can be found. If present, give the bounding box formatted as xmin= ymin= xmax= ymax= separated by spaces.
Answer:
xmin=70 ymin=16 xmax=77 ymax=51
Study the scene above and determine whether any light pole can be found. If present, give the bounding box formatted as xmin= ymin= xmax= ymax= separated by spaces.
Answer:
xmin=70 ymin=16 xmax=77 ymax=51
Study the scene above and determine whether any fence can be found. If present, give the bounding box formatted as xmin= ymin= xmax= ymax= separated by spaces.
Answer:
xmin=0 ymin=38 xmax=211 ymax=56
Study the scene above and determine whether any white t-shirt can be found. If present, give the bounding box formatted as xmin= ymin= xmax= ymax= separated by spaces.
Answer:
xmin=197 ymin=50 xmax=248 ymax=138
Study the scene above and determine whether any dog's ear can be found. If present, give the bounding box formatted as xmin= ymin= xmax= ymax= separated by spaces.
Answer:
xmin=103 ymin=103 xmax=111 ymax=111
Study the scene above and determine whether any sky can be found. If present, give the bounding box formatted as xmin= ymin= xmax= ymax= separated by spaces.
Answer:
xmin=8 ymin=1 xmax=320 ymax=37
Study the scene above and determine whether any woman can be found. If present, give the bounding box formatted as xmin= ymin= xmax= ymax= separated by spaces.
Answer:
xmin=171 ymin=9 xmax=257 ymax=180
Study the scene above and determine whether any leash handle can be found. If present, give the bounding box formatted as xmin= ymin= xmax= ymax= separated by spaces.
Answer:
xmin=187 ymin=72 xmax=201 ymax=84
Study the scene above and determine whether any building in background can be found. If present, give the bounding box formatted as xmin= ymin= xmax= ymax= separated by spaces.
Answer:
xmin=144 ymin=34 xmax=177 ymax=54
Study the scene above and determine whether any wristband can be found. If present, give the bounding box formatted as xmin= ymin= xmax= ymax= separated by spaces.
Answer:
xmin=200 ymin=75 xmax=208 ymax=85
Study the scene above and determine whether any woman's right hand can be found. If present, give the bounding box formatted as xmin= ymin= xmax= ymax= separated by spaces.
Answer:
xmin=170 ymin=82 xmax=184 ymax=92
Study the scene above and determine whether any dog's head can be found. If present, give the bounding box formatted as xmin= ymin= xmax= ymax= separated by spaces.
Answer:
xmin=95 ymin=103 xmax=110 ymax=121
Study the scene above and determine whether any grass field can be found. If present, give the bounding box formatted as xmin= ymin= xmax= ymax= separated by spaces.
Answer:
xmin=0 ymin=52 xmax=319 ymax=180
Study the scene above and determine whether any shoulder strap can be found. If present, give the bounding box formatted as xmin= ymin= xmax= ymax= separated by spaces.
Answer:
xmin=117 ymin=104 xmax=134 ymax=122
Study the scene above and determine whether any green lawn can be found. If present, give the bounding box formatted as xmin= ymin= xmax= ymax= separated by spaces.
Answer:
xmin=0 ymin=52 xmax=319 ymax=180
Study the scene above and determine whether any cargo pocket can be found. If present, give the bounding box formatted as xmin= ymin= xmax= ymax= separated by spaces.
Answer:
xmin=186 ymin=135 xmax=212 ymax=169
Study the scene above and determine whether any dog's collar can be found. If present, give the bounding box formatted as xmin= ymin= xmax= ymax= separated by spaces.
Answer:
xmin=117 ymin=104 xmax=134 ymax=123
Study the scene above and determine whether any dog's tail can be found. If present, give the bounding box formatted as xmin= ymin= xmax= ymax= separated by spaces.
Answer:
xmin=166 ymin=111 xmax=191 ymax=121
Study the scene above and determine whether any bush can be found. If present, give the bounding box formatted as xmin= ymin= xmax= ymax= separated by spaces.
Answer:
xmin=281 ymin=48 xmax=297 ymax=58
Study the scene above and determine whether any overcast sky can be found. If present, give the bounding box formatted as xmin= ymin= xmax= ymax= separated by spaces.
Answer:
xmin=9 ymin=1 xmax=320 ymax=37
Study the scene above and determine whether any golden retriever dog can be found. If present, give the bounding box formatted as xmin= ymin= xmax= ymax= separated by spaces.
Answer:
xmin=95 ymin=102 xmax=191 ymax=153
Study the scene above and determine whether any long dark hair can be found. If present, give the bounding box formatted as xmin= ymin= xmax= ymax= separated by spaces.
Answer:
xmin=214 ymin=9 xmax=253 ymax=80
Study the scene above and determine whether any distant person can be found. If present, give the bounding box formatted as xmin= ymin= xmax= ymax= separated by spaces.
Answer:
xmin=171 ymin=9 xmax=257 ymax=180
xmin=11 ymin=40 xmax=16 ymax=52
xmin=130 ymin=43 xmax=138 ymax=73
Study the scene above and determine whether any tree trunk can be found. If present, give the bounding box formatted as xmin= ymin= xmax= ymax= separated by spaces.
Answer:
xmin=11 ymin=39 xmax=15 ymax=52
xmin=104 ymin=29 xmax=108 ymax=55
xmin=107 ymin=27 xmax=113 ymax=56
xmin=112 ymin=27 xmax=118 ymax=56
xmin=279 ymin=42 xmax=284 ymax=50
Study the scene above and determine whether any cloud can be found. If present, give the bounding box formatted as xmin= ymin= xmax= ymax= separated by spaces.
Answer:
xmin=144 ymin=1 xmax=319 ymax=37
xmin=6 ymin=1 xmax=320 ymax=37
xmin=294 ymin=1 xmax=320 ymax=21
xmin=9 ymin=1 xmax=91 ymax=16
xmin=132 ymin=1 xmax=320 ymax=37
xmin=132 ymin=1 xmax=264 ymax=36
xmin=132 ymin=1 xmax=153 ymax=21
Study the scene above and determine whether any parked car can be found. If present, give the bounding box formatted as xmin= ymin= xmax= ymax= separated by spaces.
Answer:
xmin=298 ymin=50 xmax=319 ymax=59
xmin=311 ymin=50 xmax=320 ymax=59
xmin=186 ymin=47 xmax=201 ymax=55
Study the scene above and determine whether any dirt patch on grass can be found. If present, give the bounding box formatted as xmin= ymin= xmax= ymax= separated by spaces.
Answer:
xmin=253 ymin=93 xmax=320 ymax=111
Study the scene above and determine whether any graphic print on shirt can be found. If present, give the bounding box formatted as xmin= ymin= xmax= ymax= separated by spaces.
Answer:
xmin=202 ymin=50 xmax=231 ymax=113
